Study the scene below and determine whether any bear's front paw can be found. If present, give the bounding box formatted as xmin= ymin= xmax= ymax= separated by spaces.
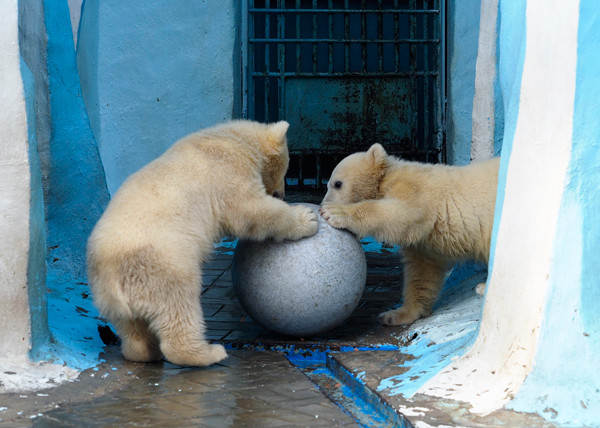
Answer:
xmin=377 ymin=306 xmax=423 ymax=326
xmin=291 ymin=205 xmax=319 ymax=239
xmin=319 ymin=203 xmax=351 ymax=230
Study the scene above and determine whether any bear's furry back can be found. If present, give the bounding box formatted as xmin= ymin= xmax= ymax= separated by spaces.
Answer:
xmin=86 ymin=120 xmax=287 ymax=319
xmin=382 ymin=156 xmax=499 ymax=263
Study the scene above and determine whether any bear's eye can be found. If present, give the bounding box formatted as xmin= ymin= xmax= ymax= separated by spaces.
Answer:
xmin=334 ymin=180 xmax=343 ymax=190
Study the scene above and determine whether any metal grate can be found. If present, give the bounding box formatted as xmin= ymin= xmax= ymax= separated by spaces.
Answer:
xmin=246 ymin=0 xmax=445 ymax=188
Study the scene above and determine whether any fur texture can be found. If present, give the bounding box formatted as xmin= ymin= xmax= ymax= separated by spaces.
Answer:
xmin=87 ymin=120 xmax=318 ymax=366
xmin=320 ymin=144 xmax=499 ymax=325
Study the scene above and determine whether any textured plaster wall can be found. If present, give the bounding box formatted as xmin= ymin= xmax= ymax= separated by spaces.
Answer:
xmin=506 ymin=0 xmax=600 ymax=423
xmin=0 ymin=0 xmax=34 ymax=359
xmin=470 ymin=0 xmax=499 ymax=161
xmin=77 ymin=0 xmax=240 ymax=195
xmin=18 ymin=0 xmax=52 ymax=359
xmin=420 ymin=1 xmax=600 ymax=425
xmin=445 ymin=0 xmax=481 ymax=165
xmin=42 ymin=0 xmax=110 ymax=368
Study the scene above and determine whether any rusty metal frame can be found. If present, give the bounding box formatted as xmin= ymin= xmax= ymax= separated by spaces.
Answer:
xmin=246 ymin=0 xmax=445 ymax=188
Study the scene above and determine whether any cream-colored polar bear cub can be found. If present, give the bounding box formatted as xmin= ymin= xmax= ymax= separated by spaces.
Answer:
xmin=87 ymin=120 xmax=318 ymax=366
xmin=320 ymin=144 xmax=499 ymax=326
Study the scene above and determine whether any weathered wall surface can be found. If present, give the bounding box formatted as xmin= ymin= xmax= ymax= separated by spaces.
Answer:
xmin=77 ymin=0 xmax=241 ymax=195
xmin=445 ymin=0 xmax=481 ymax=165
xmin=419 ymin=1 xmax=600 ymax=425
xmin=0 ymin=0 xmax=34 ymax=360
xmin=18 ymin=0 xmax=52 ymax=360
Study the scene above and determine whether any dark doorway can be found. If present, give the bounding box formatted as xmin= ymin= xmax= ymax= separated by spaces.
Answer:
xmin=246 ymin=0 xmax=445 ymax=189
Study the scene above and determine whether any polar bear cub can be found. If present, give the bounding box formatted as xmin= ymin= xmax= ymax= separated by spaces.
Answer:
xmin=320 ymin=144 xmax=499 ymax=326
xmin=87 ymin=120 xmax=318 ymax=366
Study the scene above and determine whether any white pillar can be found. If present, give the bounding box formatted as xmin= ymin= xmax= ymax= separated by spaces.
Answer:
xmin=0 ymin=0 xmax=34 ymax=359
xmin=418 ymin=0 xmax=579 ymax=414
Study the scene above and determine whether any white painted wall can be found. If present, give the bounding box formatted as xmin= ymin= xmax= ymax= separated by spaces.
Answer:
xmin=418 ymin=0 xmax=580 ymax=415
xmin=0 ymin=0 xmax=33 ymax=359
xmin=470 ymin=0 xmax=498 ymax=161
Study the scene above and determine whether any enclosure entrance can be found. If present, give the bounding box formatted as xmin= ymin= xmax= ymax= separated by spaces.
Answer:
xmin=246 ymin=0 xmax=445 ymax=189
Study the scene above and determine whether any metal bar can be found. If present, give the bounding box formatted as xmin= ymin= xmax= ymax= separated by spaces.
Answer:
xmin=344 ymin=0 xmax=350 ymax=73
xmin=250 ymin=38 xmax=439 ymax=43
xmin=409 ymin=0 xmax=418 ymax=152
xmin=437 ymin=0 xmax=446 ymax=161
xmin=250 ymin=70 xmax=440 ymax=77
xmin=249 ymin=8 xmax=440 ymax=14
xmin=377 ymin=0 xmax=383 ymax=72
xmin=278 ymin=0 xmax=286 ymax=121
xmin=423 ymin=0 xmax=430 ymax=155
xmin=296 ymin=0 xmax=301 ymax=72
xmin=264 ymin=0 xmax=271 ymax=121
xmin=361 ymin=0 xmax=367 ymax=73
xmin=247 ymin=0 xmax=255 ymax=119
xmin=298 ymin=153 xmax=304 ymax=189
xmin=328 ymin=0 xmax=333 ymax=74
xmin=394 ymin=0 xmax=400 ymax=72
xmin=315 ymin=153 xmax=321 ymax=188
xmin=312 ymin=0 xmax=318 ymax=73
xmin=248 ymin=0 xmax=446 ymax=171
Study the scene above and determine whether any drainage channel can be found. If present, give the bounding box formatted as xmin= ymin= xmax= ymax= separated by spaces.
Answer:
xmin=228 ymin=343 xmax=410 ymax=428
xmin=288 ymin=349 xmax=411 ymax=428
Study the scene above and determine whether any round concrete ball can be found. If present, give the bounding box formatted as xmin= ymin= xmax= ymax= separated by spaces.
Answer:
xmin=232 ymin=203 xmax=367 ymax=337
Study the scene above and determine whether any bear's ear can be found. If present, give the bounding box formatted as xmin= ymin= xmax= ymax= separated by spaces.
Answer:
xmin=268 ymin=121 xmax=290 ymax=145
xmin=366 ymin=143 xmax=388 ymax=167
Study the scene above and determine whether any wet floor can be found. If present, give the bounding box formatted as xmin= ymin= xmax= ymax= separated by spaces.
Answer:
xmin=1 ymin=349 xmax=359 ymax=427
xmin=0 ymin=244 xmax=555 ymax=427
xmin=0 ymin=239 xmax=412 ymax=427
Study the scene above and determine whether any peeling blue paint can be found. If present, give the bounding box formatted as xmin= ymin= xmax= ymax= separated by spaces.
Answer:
xmin=20 ymin=55 xmax=51 ymax=361
xmin=360 ymin=237 xmax=400 ymax=254
xmin=284 ymin=346 xmax=407 ymax=427
xmin=216 ymin=236 xmax=399 ymax=256
xmin=376 ymin=332 xmax=473 ymax=398
xmin=42 ymin=0 xmax=110 ymax=369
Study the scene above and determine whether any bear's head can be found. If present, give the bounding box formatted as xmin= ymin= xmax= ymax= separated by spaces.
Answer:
xmin=261 ymin=121 xmax=290 ymax=200
xmin=322 ymin=143 xmax=389 ymax=204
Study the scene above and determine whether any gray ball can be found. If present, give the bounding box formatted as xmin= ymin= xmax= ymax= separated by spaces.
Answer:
xmin=232 ymin=203 xmax=367 ymax=337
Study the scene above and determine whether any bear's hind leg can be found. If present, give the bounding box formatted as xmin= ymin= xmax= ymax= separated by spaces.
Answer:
xmin=151 ymin=292 xmax=227 ymax=367
xmin=112 ymin=317 xmax=162 ymax=362
xmin=378 ymin=251 xmax=448 ymax=326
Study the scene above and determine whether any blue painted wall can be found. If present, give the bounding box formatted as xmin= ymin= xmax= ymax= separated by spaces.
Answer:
xmin=446 ymin=0 xmax=481 ymax=165
xmin=42 ymin=0 xmax=110 ymax=368
xmin=18 ymin=0 xmax=51 ymax=360
xmin=21 ymin=59 xmax=49 ymax=360
xmin=77 ymin=0 xmax=241 ymax=195
xmin=18 ymin=0 xmax=486 ymax=370
xmin=506 ymin=1 xmax=600 ymax=424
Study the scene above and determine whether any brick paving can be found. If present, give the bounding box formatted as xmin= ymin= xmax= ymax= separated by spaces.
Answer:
xmin=0 ymin=349 xmax=358 ymax=428
xmin=0 ymin=232 xmax=413 ymax=427
xmin=205 ymin=238 xmax=408 ymax=349
xmin=0 ymin=235 xmax=553 ymax=427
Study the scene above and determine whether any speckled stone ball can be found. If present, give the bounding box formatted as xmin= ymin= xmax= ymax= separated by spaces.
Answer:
xmin=232 ymin=204 xmax=367 ymax=337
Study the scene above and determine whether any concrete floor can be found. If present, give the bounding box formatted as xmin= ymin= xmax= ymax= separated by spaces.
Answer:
xmin=0 ymin=245 xmax=555 ymax=427
xmin=0 ymin=189 xmax=557 ymax=427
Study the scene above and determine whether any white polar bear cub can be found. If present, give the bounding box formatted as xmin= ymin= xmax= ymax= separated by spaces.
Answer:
xmin=87 ymin=120 xmax=318 ymax=366
xmin=320 ymin=144 xmax=499 ymax=326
